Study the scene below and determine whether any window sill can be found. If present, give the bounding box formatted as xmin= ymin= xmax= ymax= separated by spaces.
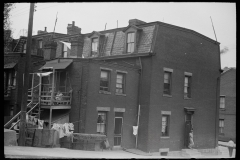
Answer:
xmin=219 ymin=133 xmax=225 ymax=136
xmin=115 ymin=93 xmax=126 ymax=96
xmin=160 ymin=136 xmax=170 ymax=139
xmin=220 ymin=108 xmax=226 ymax=111
xmin=163 ymin=94 xmax=172 ymax=98
xmin=184 ymin=97 xmax=191 ymax=100
xmin=99 ymin=90 xmax=111 ymax=95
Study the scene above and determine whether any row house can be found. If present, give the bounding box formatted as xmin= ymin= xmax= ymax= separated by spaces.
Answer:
xmin=219 ymin=67 xmax=236 ymax=142
xmin=4 ymin=19 xmax=221 ymax=153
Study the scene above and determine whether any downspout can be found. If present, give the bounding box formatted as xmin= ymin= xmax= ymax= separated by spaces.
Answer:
xmin=136 ymin=57 xmax=143 ymax=148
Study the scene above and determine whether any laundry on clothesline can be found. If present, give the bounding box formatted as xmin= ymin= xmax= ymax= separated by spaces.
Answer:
xmin=38 ymin=119 xmax=44 ymax=129
xmin=52 ymin=123 xmax=74 ymax=138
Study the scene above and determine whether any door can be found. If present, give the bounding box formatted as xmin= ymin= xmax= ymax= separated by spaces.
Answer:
xmin=114 ymin=117 xmax=123 ymax=146
xmin=184 ymin=113 xmax=193 ymax=148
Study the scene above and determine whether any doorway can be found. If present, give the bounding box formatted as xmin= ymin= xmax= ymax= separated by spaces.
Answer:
xmin=184 ymin=112 xmax=193 ymax=148
xmin=114 ymin=112 xmax=123 ymax=146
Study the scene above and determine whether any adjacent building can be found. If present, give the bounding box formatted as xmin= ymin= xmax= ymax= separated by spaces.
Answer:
xmin=219 ymin=67 xmax=236 ymax=142
xmin=4 ymin=19 xmax=221 ymax=152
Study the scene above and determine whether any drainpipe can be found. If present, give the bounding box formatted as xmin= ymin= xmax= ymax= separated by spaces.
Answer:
xmin=136 ymin=57 xmax=143 ymax=148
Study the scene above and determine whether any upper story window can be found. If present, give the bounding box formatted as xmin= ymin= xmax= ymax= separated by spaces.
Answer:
xmin=91 ymin=37 xmax=98 ymax=56
xmin=184 ymin=72 xmax=192 ymax=99
xmin=123 ymin=25 xmax=142 ymax=54
xmin=184 ymin=76 xmax=191 ymax=98
xmin=62 ymin=43 xmax=68 ymax=58
xmin=100 ymin=70 xmax=111 ymax=92
xmin=23 ymin=43 xmax=27 ymax=53
xmin=4 ymin=70 xmax=17 ymax=90
xmin=116 ymin=72 xmax=126 ymax=94
xmin=163 ymin=72 xmax=172 ymax=95
xmin=220 ymin=96 xmax=225 ymax=109
xmin=163 ymin=68 xmax=173 ymax=96
xmin=127 ymin=32 xmax=135 ymax=53
xmin=38 ymin=40 xmax=43 ymax=49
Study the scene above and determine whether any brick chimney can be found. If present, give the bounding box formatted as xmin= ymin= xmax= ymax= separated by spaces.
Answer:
xmin=129 ymin=19 xmax=146 ymax=26
xmin=38 ymin=27 xmax=48 ymax=35
xmin=70 ymin=35 xmax=84 ymax=58
xmin=43 ymin=41 xmax=57 ymax=60
xmin=67 ymin=21 xmax=81 ymax=35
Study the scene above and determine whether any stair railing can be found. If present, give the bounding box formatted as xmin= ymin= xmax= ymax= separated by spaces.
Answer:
xmin=4 ymin=101 xmax=32 ymax=128
xmin=8 ymin=102 xmax=39 ymax=130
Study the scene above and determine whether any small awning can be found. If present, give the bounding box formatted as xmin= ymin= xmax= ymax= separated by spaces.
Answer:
xmin=39 ymin=59 xmax=73 ymax=70
xmin=4 ymin=62 xmax=17 ymax=69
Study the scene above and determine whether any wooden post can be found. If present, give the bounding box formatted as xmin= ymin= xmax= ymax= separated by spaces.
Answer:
xmin=38 ymin=74 xmax=42 ymax=119
xmin=18 ymin=3 xmax=35 ymax=146
xmin=31 ymin=73 xmax=34 ymax=101
xmin=49 ymin=69 xmax=55 ymax=129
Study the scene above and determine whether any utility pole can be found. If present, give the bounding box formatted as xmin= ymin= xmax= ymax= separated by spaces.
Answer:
xmin=18 ymin=3 xmax=35 ymax=146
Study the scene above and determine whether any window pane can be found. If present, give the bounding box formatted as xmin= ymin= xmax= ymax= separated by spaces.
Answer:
xmin=116 ymin=84 xmax=122 ymax=88
xmin=100 ymin=80 xmax=108 ymax=87
xmin=164 ymin=83 xmax=170 ymax=94
xmin=117 ymin=74 xmax=123 ymax=79
xmin=127 ymin=33 xmax=131 ymax=43
xmin=185 ymin=77 xmax=188 ymax=84
xmin=131 ymin=43 xmax=134 ymax=53
xmin=131 ymin=33 xmax=135 ymax=42
xmin=101 ymin=71 xmax=108 ymax=78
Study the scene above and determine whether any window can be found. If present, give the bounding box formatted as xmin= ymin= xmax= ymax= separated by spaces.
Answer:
xmin=97 ymin=112 xmax=107 ymax=135
xmin=100 ymin=70 xmax=110 ymax=92
xmin=163 ymin=72 xmax=172 ymax=95
xmin=219 ymin=119 xmax=224 ymax=134
xmin=220 ymin=96 xmax=225 ymax=109
xmin=184 ymin=76 xmax=191 ymax=98
xmin=23 ymin=43 xmax=27 ymax=53
xmin=127 ymin=32 xmax=135 ymax=53
xmin=38 ymin=40 xmax=43 ymax=49
xmin=62 ymin=43 xmax=68 ymax=58
xmin=116 ymin=73 xmax=125 ymax=94
xmin=91 ymin=38 xmax=98 ymax=56
xmin=5 ymin=70 xmax=16 ymax=87
xmin=161 ymin=115 xmax=169 ymax=137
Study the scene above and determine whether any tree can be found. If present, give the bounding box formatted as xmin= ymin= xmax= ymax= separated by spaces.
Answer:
xmin=4 ymin=3 xmax=15 ymax=30
xmin=4 ymin=3 xmax=15 ymax=52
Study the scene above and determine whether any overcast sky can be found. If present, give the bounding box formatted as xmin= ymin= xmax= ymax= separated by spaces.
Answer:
xmin=9 ymin=2 xmax=236 ymax=69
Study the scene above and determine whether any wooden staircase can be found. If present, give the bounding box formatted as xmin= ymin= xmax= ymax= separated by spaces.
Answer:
xmin=4 ymin=87 xmax=42 ymax=146
xmin=13 ymin=36 xmax=27 ymax=52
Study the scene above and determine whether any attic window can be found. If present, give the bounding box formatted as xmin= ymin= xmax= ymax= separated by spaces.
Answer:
xmin=91 ymin=37 xmax=98 ymax=56
xmin=127 ymin=32 xmax=135 ymax=53
xmin=123 ymin=25 xmax=142 ymax=54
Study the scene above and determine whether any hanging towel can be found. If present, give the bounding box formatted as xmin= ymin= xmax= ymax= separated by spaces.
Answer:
xmin=133 ymin=126 xmax=138 ymax=136
xmin=38 ymin=119 xmax=44 ymax=129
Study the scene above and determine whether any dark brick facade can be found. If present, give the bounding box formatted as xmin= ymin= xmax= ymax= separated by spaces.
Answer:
xmin=219 ymin=68 xmax=236 ymax=142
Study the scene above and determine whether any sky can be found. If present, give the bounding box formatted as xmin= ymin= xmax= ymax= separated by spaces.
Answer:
xmin=9 ymin=2 xmax=236 ymax=69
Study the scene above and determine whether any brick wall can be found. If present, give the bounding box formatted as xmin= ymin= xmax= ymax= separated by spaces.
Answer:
xmin=219 ymin=69 xmax=236 ymax=141
xmin=143 ymin=23 xmax=221 ymax=152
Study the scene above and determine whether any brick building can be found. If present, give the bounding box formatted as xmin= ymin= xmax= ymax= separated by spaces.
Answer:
xmin=5 ymin=19 xmax=221 ymax=152
xmin=219 ymin=67 xmax=236 ymax=142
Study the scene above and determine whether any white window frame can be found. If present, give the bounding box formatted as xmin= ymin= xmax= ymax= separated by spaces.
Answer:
xmin=220 ymin=95 xmax=225 ymax=109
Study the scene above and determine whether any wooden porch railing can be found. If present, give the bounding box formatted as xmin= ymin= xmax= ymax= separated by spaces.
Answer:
xmin=40 ymin=91 xmax=72 ymax=105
